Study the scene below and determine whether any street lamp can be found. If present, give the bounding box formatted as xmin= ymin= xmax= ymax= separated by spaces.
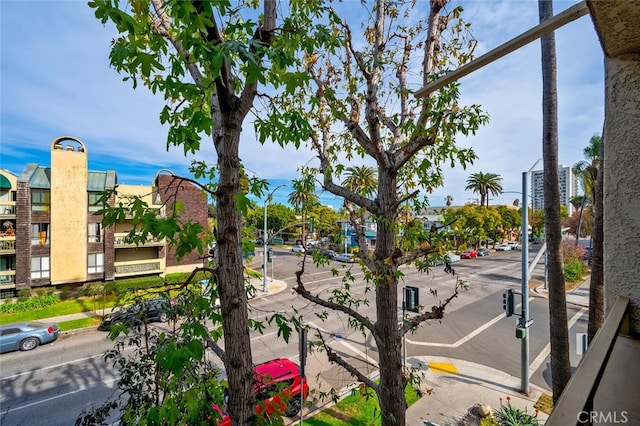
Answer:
xmin=263 ymin=184 xmax=287 ymax=292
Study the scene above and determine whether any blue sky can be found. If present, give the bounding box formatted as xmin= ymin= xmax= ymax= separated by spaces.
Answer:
xmin=1 ymin=1 xmax=604 ymax=210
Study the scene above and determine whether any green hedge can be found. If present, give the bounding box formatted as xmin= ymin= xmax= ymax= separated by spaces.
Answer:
xmin=0 ymin=294 xmax=59 ymax=314
xmin=564 ymin=260 xmax=585 ymax=283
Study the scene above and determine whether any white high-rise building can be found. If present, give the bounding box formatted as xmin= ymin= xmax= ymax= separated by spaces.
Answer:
xmin=531 ymin=165 xmax=578 ymax=215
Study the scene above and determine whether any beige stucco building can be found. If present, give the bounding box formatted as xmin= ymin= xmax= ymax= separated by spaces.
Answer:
xmin=1 ymin=136 xmax=208 ymax=295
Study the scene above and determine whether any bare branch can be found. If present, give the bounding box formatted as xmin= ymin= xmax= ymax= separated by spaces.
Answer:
xmin=396 ymin=246 xmax=438 ymax=266
xmin=205 ymin=336 xmax=226 ymax=363
xmin=150 ymin=0 xmax=204 ymax=90
xmin=392 ymin=189 xmax=420 ymax=211
xmin=293 ymin=259 xmax=376 ymax=334
xmin=392 ymin=112 xmax=443 ymax=172
xmin=317 ymin=329 xmax=379 ymax=392
xmin=400 ymin=280 xmax=461 ymax=334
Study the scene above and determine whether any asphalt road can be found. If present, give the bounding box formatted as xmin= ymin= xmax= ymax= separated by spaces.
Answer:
xmin=0 ymin=246 xmax=588 ymax=424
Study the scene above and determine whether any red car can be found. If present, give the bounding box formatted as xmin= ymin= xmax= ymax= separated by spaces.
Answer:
xmin=460 ymin=249 xmax=478 ymax=259
xmin=216 ymin=358 xmax=309 ymax=425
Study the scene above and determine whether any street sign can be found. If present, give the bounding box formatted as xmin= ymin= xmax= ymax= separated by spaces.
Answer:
xmin=404 ymin=286 xmax=419 ymax=313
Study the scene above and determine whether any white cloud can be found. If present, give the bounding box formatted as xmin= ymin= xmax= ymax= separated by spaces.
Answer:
xmin=1 ymin=0 xmax=604 ymax=208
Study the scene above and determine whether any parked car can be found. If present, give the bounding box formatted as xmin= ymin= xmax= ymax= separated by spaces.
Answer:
xmin=291 ymin=245 xmax=305 ymax=253
xmin=477 ymin=247 xmax=491 ymax=257
xmin=0 ymin=321 xmax=60 ymax=354
xmin=334 ymin=253 xmax=355 ymax=263
xmin=98 ymin=297 xmax=176 ymax=331
xmin=460 ymin=249 xmax=477 ymax=259
xmin=446 ymin=252 xmax=461 ymax=263
xmin=215 ymin=358 xmax=309 ymax=425
xmin=319 ymin=249 xmax=337 ymax=259
xmin=507 ymin=241 xmax=519 ymax=250
xmin=496 ymin=243 xmax=511 ymax=251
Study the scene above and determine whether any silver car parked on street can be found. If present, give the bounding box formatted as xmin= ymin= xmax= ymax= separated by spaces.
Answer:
xmin=0 ymin=321 xmax=60 ymax=354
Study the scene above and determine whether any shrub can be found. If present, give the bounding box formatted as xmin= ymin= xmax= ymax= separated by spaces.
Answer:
xmin=79 ymin=283 xmax=105 ymax=297
xmin=494 ymin=396 xmax=540 ymax=426
xmin=0 ymin=294 xmax=59 ymax=314
xmin=17 ymin=289 xmax=32 ymax=302
xmin=560 ymin=240 xmax=584 ymax=262
xmin=564 ymin=260 xmax=585 ymax=283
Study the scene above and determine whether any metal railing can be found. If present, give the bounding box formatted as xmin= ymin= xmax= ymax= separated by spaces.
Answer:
xmin=546 ymin=296 xmax=630 ymax=425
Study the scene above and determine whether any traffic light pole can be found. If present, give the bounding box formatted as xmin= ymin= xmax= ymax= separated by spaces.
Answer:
xmin=520 ymin=160 xmax=539 ymax=395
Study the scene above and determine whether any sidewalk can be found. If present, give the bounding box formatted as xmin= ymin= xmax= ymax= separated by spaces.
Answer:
xmin=405 ymin=356 xmax=549 ymax=426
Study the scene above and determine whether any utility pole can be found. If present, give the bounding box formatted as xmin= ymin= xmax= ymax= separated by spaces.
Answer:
xmin=263 ymin=184 xmax=286 ymax=292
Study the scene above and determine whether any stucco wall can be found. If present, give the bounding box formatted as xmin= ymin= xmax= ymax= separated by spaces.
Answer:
xmin=604 ymin=53 xmax=640 ymax=335
xmin=50 ymin=143 xmax=88 ymax=284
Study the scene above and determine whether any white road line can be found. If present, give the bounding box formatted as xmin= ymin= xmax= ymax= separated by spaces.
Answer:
xmin=406 ymin=312 xmax=506 ymax=348
xmin=529 ymin=307 xmax=587 ymax=375
xmin=333 ymin=340 xmax=378 ymax=366
xmin=284 ymin=271 xmax=365 ymax=285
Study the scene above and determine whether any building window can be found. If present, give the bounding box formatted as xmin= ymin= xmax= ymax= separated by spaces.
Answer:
xmin=31 ymin=190 xmax=50 ymax=211
xmin=31 ymin=256 xmax=50 ymax=279
xmin=88 ymin=192 xmax=103 ymax=213
xmin=88 ymin=223 xmax=102 ymax=243
xmin=31 ymin=223 xmax=50 ymax=246
xmin=88 ymin=253 xmax=104 ymax=274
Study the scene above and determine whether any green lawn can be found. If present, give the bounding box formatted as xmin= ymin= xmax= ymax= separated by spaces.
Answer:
xmin=306 ymin=384 xmax=421 ymax=426
xmin=0 ymin=295 xmax=118 ymax=324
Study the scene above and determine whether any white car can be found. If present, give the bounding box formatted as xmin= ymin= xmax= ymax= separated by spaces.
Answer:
xmin=334 ymin=253 xmax=355 ymax=263
xmin=446 ymin=252 xmax=461 ymax=263
xmin=507 ymin=241 xmax=519 ymax=250
xmin=291 ymin=245 xmax=306 ymax=253
xmin=496 ymin=243 xmax=511 ymax=251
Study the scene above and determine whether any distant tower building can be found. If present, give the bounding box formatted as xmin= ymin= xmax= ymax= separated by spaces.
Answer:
xmin=531 ymin=165 xmax=578 ymax=215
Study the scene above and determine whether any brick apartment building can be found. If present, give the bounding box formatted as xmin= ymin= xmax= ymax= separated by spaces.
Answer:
xmin=0 ymin=136 xmax=208 ymax=296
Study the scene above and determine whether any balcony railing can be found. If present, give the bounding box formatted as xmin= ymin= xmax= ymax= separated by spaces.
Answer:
xmin=114 ymin=258 xmax=165 ymax=278
xmin=0 ymin=203 xmax=16 ymax=216
xmin=0 ymin=240 xmax=16 ymax=252
xmin=114 ymin=233 xmax=165 ymax=247
xmin=0 ymin=272 xmax=16 ymax=286
xmin=546 ymin=296 xmax=637 ymax=425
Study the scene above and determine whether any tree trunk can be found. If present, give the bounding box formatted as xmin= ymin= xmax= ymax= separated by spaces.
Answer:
xmin=575 ymin=201 xmax=584 ymax=245
xmin=539 ymin=0 xmax=571 ymax=404
xmin=375 ymin=169 xmax=406 ymax=426
xmin=215 ymin=116 xmax=255 ymax=425
xmin=588 ymin=133 xmax=605 ymax=341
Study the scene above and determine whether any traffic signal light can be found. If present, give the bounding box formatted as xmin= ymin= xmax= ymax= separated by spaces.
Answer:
xmin=502 ymin=289 xmax=515 ymax=317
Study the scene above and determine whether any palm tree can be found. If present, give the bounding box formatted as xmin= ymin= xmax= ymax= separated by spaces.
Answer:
xmin=465 ymin=172 xmax=503 ymax=207
xmin=540 ymin=0 xmax=571 ymax=403
xmin=342 ymin=166 xmax=378 ymax=245
xmin=288 ymin=176 xmax=319 ymax=244
xmin=573 ymin=134 xmax=601 ymax=243
xmin=342 ymin=166 xmax=378 ymax=197
xmin=589 ymin=134 xmax=604 ymax=342
xmin=445 ymin=195 xmax=453 ymax=207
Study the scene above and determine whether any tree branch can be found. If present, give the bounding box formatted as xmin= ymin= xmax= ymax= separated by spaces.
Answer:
xmin=316 ymin=329 xmax=379 ymax=392
xmin=150 ymin=0 xmax=204 ymax=91
xmin=392 ymin=112 xmax=442 ymax=172
xmin=294 ymin=259 xmax=376 ymax=334
xmin=400 ymin=279 xmax=461 ymax=334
